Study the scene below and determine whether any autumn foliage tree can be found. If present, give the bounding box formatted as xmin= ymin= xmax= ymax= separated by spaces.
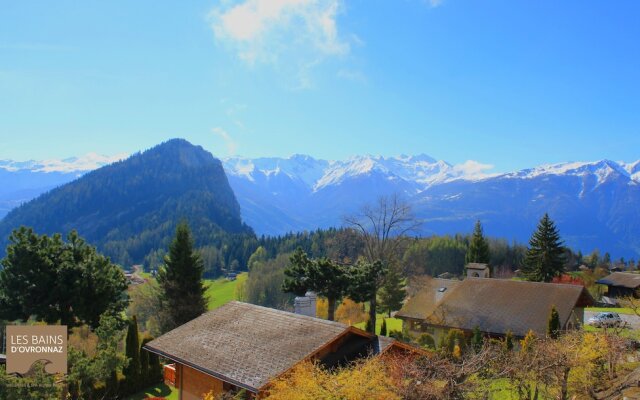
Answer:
xmin=265 ymin=358 xmax=400 ymax=400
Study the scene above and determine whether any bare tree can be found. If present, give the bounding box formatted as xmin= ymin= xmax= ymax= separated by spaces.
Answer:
xmin=344 ymin=194 xmax=420 ymax=266
xmin=343 ymin=195 xmax=419 ymax=333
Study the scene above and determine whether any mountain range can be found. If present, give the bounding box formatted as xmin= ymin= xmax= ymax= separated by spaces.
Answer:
xmin=222 ymin=155 xmax=640 ymax=258
xmin=0 ymin=139 xmax=253 ymax=265
xmin=1 ymin=141 xmax=639 ymax=258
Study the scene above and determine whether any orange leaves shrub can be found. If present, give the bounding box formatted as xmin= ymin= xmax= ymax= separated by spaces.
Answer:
xmin=335 ymin=299 xmax=367 ymax=325
xmin=265 ymin=357 xmax=400 ymax=400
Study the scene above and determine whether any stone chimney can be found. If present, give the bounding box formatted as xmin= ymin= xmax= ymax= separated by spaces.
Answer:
xmin=466 ymin=263 xmax=490 ymax=279
xmin=294 ymin=291 xmax=317 ymax=317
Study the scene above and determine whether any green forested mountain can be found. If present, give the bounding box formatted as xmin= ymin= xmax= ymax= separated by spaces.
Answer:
xmin=0 ymin=139 xmax=254 ymax=267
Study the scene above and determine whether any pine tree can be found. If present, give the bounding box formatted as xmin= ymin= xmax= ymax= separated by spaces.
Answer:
xmin=0 ymin=227 xmax=128 ymax=329
xmin=378 ymin=266 xmax=407 ymax=318
xmin=282 ymin=250 xmax=348 ymax=321
xmin=157 ymin=222 xmax=207 ymax=332
xmin=307 ymin=258 xmax=348 ymax=321
xmin=123 ymin=316 xmax=141 ymax=392
xmin=380 ymin=319 xmax=387 ymax=336
xmin=522 ymin=213 xmax=566 ymax=282
xmin=547 ymin=305 xmax=560 ymax=339
xmin=282 ymin=247 xmax=312 ymax=296
xmin=347 ymin=260 xmax=389 ymax=334
xmin=466 ymin=220 xmax=490 ymax=267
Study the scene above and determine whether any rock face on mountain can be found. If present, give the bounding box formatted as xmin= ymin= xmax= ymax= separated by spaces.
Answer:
xmin=222 ymin=156 xmax=640 ymax=258
xmin=0 ymin=139 xmax=252 ymax=264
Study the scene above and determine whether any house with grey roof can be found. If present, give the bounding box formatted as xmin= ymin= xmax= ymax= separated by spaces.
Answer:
xmin=597 ymin=272 xmax=640 ymax=304
xmin=396 ymin=277 xmax=593 ymax=342
xmin=144 ymin=301 xmax=419 ymax=400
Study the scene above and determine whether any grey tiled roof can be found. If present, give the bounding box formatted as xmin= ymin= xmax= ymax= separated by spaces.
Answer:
xmin=597 ymin=272 xmax=640 ymax=289
xmin=396 ymin=277 xmax=461 ymax=320
xmin=144 ymin=301 xmax=351 ymax=392
xmin=398 ymin=278 xmax=593 ymax=337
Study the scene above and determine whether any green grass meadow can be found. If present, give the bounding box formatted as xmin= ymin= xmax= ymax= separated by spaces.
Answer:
xmin=204 ymin=272 xmax=247 ymax=310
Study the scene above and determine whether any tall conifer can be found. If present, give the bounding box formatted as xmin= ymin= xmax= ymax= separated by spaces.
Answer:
xmin=157 ymin=222 xmax=206 ymax=332
xmin=522 ymin=214 xmax=565 ymax=282
xmin=466 ymin=220 xmax=490 ymax=265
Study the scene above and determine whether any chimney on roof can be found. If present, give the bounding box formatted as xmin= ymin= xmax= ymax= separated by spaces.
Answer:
xmin=466 ymin=263 xmax=490 ymax=279
xmin=294 ymin=291 xmax=317 ymax=318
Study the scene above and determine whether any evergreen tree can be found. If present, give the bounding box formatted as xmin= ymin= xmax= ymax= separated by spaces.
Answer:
xmin=123 ymin=316 xmax=141 ymax=391
xmin=139 ymin=335 xmax=151 ymax=384
xmin=504 ymin=330 xmax=514 ymax=351
xmin=471 ymin=326 xmax=483 ymax=352
xmin=0 ymin=227 xmax=127 ymax=329
xmin=365 ymin=317 xmax=374 ymax=334
xmin=380 ymin=319 xmax=387 ymax=336
xmin=378 ymin=266 xmax=407 ymax=318
xmin=157 ymin=222 xmax=207 ymax=332
xmin=307 ymin=258 xmax=348 ymax=321
xmin=547 ymin=305 xmax=561 ymax=339
xmin=465 ymin=220 xmax=491 ymax=269
xmin=347 ymin=260 xmax=389 ymax=334
xmin=282 ymin=247 xmax=312 ymax=296
xmin=146 ymin=336 xmax=163 ymax=385
xmin=282 ymin=249 xmax=348 ymax=321
xmin=522 ymin=214 xmax=566 ymax=282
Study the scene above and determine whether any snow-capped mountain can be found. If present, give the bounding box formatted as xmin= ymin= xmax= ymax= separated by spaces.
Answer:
xmin=1 ymin=150 xmax=639 ymax=257
xmin=0 ymin=153 xmax=127 ymax=218
xmin=223 ymin=155 xmax=640 ymax=257
xmin=0 ymin=152 xmax=127 ymax=173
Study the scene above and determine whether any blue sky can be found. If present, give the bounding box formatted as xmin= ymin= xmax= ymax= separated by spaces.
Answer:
xmin=1 ymin=0 xmax=639 ymax=172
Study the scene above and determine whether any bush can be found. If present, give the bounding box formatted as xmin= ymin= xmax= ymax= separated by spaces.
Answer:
xmin=389 ymin=330 xmax=412 ymax=343
xmin=417 ymin=333 xmax=435 ymax=349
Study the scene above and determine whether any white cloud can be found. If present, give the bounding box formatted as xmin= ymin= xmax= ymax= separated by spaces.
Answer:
xmin=209 ymin=0 xmax=349 ymax=66
xmin=212 ymin=127 xmax=238 ymax=155
xmin=453 ymin=160 xmax=496 ymax=180
xmin=337 ymin=68 xmax=367 ymax=84
xmin=428 ymin=0 xmax=443 ymax=7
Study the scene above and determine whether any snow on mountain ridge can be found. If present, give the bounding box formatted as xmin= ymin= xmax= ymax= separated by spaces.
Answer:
xmin=0 ymin=152 xmax=128 ymax=173
xmin=502 ymin=159 xmax=634 ymax=185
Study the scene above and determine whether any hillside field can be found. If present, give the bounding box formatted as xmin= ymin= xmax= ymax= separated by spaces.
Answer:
xmin=204 ymin=273 xmax=247 ymax=310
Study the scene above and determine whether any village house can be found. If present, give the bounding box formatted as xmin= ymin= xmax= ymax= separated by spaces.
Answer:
xmin=144 ymin=301 xmax=419 ymax=400
xmin=597 ymin=272 xmax=640 ymax=304
xmin=396 ymin=277 xmax=593 ymax=342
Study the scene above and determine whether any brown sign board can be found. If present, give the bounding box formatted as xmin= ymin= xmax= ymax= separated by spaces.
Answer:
xmin=6 ymin=325 xmax=67 ymax=375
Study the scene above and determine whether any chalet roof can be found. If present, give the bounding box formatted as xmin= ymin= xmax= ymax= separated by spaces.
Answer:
xmin=398 ymin=278 xmax=593 ymax=337
xmin=396 ymin=277 xmax=461 ymax=320
xmin=144 ymin=301 xmax=404 ymax=393
xmin=597 ymin=272 xmax=640 ymax=289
